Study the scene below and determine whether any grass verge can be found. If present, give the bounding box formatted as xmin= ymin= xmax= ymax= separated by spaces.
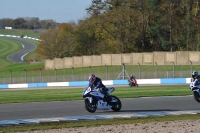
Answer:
xmin=0 ymin=85 xmax=191 ymax=104
xmin=0 ymin=29 xmax=43 ymax=38
xmin=0 ymin=37 xmax=22 ymax=68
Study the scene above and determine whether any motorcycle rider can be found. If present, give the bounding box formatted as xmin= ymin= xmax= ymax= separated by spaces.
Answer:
xmin=192 ymin=71 xmax=199 ymax=82
xmin=130 ymin=74 xmax=135 ymax=81
xmin=129 ymin=74 xmax=137 ymax=85
xmin=88 ymin=74 xmax=111 ymax=102
xmin=193 ymin=75 xmax=200 ymax=86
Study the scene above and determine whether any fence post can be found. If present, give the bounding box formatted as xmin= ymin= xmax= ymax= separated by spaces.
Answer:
xmin=190 ymin=60 xmax=193 ymax=74
xmin=24 ymin=69 xmax=27 ymax=83
xmin=172 ymin=61 xmax=175 ymax=78
xmin=9 ymin=70 xmax=12 ymax=84
xmin=55 ymin=68 xmax=57 ymax=82
xmin=72 ymin=67 xmax=74 ymax=81
xmin=138 ymin=63 xmax=141 ymax=79
xmin=105 ymin=64 xmax=108 ymax=80
xmin=155 ymin=62 xmax=158 ymax=78
xmin=40 ymin=69 xmax=42 ymax=82
xmin=89 ymin=66 xmax=91 ymax=73
xmin=122 ymin=63 xmax=126 ymax=79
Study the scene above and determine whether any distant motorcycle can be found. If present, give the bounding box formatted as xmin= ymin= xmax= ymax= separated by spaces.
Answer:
xmin=128 ymin=78 xmax=138 ymax=87
xmin=82 ymin=86 xmax=122 ymax=113
xmin=189 ymin=82 xmax=200 ymax=103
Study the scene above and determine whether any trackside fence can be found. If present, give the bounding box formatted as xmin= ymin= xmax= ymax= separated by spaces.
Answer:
xmin=0 ymin=65 xmax=194 ymax=84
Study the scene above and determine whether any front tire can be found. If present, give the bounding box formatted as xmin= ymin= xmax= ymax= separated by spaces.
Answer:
xmin=110 ymin=96 xmax=122 ymax=112
xmin=84 ymin=98 xmax=97 ymax=113
xmin=129 ymin=82 xmax=133 ymax=87
xmin=193 ymin=91 xmax=200 ymax=103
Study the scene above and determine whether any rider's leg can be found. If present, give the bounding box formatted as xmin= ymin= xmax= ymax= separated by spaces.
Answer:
xmin=102 ymin=88 xmax=111 ymax=102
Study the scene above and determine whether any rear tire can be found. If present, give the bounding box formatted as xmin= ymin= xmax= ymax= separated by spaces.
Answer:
xmin=110 ymin=96 xmax=122 ymax=112
xmin=84 ymin=98 xmax=97 ymax=113
xmin=193 ymin=91 xmax=200 ymax=103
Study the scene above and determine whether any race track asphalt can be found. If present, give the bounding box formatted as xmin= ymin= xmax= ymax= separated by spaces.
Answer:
xmin=4 ymin=37 xmax=36 ymax=62
xmin=0 ymin=95 xmax=199 ymax=121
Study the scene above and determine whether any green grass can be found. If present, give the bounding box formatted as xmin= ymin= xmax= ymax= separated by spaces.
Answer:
xmin=0 ymin=62 xmax=44 ymax=72
xmin=0 ymin=29 xmax=43 ymax=38
xmin=0 ymin=85 xmax=191 ymax=104
xmin=0 ymin=37 xmax=22 ymax=68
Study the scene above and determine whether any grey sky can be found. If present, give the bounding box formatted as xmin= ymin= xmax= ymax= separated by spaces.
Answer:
xmin=0 ymin=0 xmax=92 ymax=23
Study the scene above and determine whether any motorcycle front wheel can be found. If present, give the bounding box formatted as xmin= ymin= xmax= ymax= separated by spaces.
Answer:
xmin=84 ymin=98 xmax=97 ymax=113
xmin=129 ymin=83 xmax=133 ymax=87
xmin=110 ymin=96 xmax=122 ymax=112
xmin=193 ymin=91 xmax=200 ymax=103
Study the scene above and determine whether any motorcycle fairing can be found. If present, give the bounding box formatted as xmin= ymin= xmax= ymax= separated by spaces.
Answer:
xmin=107 ymin=87 xmax=115 ymax=94
xmin=97 ymin=100 xmax=111 ymax=110
xmin=83 ymin=87 xmax=104 ymax=101
xmin=189 ymin=83 xmax=200 ymax=96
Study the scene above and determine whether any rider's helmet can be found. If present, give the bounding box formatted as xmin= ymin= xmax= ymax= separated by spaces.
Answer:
xmin=130 ymin=74 xmax=135 ymax=79
xmin=192 ymin=71 xmax=198 ymax=79
xmin=88 ymin=74 xmax=96 ymax=84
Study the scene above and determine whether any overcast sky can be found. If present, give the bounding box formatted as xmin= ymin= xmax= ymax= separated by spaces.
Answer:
xmin=0 ymin=0 xmax=92 ymax=23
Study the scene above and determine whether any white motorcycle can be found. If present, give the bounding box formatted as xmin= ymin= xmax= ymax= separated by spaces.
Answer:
xmin=82 ymin=86 xmax=122 ymax=113
xmin=190 ymin=81 xmax=200 ymax=103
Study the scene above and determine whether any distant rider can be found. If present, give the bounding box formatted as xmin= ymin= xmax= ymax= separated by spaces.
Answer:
xmin=191 ymin=71 xmax=199 ymax=82
xmin=130 ymin=74 xmax=135 ymax=81
xmin=88 ymin=74 xmax=110 ymax=101
xmin=190 ymin=71 xmax=199 ymax=90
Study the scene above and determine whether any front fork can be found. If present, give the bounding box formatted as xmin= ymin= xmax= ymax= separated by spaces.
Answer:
xmin=86 ymin=97 xmax=93 ymax=104
xmin=197 ymin=89 xmax=200 ymax=96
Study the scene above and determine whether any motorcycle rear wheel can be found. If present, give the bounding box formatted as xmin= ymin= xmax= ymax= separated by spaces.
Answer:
xmin=110 ymin=96 xmax=122 ymax=112
xmin=193 ymin=91 xmax=200 ymax=103
xmin=84 ymin=98 xmax=97 ymax=113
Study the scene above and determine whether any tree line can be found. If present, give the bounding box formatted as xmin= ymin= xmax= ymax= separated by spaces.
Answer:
xmin=0 ymin=17 xmax=58 ymax=29
xmin=35 ymin=0 xmax=200 ymax=59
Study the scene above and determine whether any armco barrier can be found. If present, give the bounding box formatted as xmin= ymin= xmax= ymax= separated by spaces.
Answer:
xmin=0 ymin=78 xmax=191 ymax=89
